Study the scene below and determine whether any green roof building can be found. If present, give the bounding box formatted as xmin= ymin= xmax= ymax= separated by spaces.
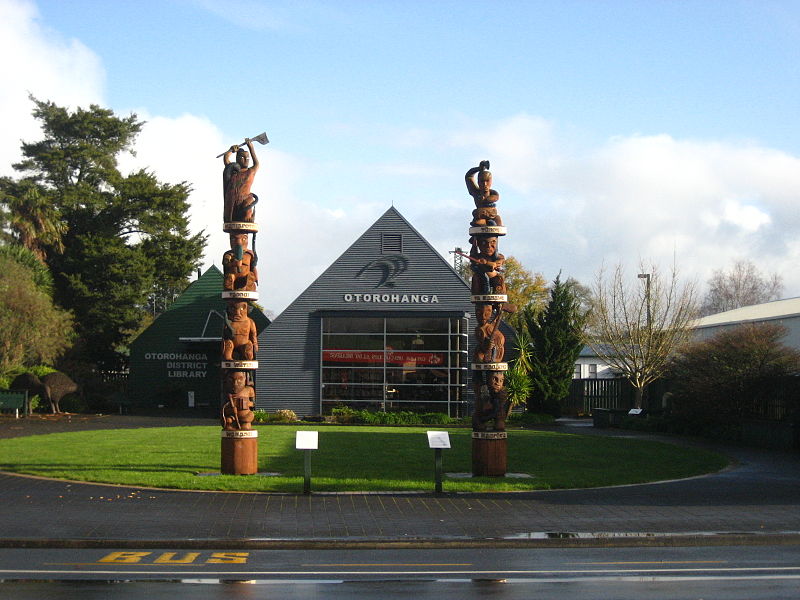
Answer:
xmin=128 ymin=266 xmax=270 ymax=411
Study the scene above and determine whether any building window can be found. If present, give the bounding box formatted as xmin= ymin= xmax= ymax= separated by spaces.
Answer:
xmin=588 ymin=364 xmax=598 ymax=379
xmin=381 ymin=233 xmax=403 ymax=254
xmin=320 ymin=316 xmax=468 ymax=416
xmin=573 ymin=364 xmax=581 ymax=379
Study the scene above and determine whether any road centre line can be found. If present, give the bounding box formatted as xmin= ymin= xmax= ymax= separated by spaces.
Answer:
xmin=302 ymin=563 xmax=473 ymax=567
xmin=569 ymin=560 xmax=728 ymax=565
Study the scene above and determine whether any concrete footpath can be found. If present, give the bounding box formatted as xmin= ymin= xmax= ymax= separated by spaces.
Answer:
xmin=0 ymin=415 xmax=799 ymax=548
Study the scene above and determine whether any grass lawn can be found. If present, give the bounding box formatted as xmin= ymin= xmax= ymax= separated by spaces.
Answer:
xmin=0 ymin=426 xmax=728 ymax=493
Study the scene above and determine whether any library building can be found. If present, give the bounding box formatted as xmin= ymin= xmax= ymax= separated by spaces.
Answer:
xmin=255 ymin=207 xmax=487 ymax=418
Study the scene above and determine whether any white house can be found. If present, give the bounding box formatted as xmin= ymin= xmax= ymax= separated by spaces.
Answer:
xmin=573 ymin=345 xmax=619 ymax=379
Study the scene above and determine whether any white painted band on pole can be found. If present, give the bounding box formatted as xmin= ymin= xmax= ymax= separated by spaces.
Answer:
xmin=223 ymin=222 xmax=259 ymax=233
xmin=469 ymin=226 xmax=507 ymax=236
xmin=221 ymin=360 xmax=259 ymax=370
xmin=221 ymin=291 xmax=260 ymax=300
xmin=471 ymin=362 xmax=509 ymax=371
xmin=471 ymin=294 xmax=508 ymax=303
xmin=221 ymin=430 xmax=259 ymax=438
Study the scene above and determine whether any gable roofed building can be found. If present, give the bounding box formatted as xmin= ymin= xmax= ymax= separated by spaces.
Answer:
xmin=256 ymin=207 xmax=476 ymax=417
xmin=128 ymin=265 xmax=270 ymax=411
xmin=692 ymin=297 xmax=800 ymax=350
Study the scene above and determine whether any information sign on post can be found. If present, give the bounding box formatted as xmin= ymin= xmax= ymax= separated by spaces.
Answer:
xmin=426 ymin=431 xmax=451 ymax=493
xmin=296 ymin=431 xmax=319 ymax=494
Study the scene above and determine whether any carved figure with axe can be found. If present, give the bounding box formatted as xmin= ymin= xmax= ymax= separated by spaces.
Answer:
xmin=221 ymin=133 xmax=268 ymax=223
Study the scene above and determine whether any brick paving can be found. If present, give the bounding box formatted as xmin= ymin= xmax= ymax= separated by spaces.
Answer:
xmin=1 ymin=414 xmax=799 ymax=543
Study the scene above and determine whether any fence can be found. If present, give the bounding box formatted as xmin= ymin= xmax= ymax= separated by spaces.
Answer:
xmin=564 ymin=378 xmax=635 ymax=416
xmin=564 ymin=375 xmax=799 ymax=422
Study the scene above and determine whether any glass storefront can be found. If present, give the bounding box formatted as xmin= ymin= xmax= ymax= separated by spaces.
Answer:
xmin=320 ymin=316 xmax=468 ymax=416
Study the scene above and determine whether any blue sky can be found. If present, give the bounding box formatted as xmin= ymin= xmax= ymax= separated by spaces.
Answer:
xmin=2 ymin=0 xmax=800 ymax=314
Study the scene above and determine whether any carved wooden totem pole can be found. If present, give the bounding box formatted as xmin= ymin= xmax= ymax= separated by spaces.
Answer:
xmin=219 ymin=133 xmax=268 ymax=475
xmin=465 ymin=160 xmax=510 ymax=476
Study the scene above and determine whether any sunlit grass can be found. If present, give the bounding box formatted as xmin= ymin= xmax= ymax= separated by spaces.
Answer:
xmin=0 ymin=426 xmax=728 ymax=492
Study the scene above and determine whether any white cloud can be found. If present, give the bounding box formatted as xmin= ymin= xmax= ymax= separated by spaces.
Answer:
xmin=0 ymin=0 xmax=105 ymax=176
xmin=120 ymin=113 xmax=384 ymax=314
xmin=439 ymin=115 xmax=800 ymax=298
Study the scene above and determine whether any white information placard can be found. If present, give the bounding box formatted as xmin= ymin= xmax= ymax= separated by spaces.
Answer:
xmin=628 ymin=408 xmax=643 ymax=415
xmin=296 ymin=430 xmax=319 ymax=450
xmin=427 ymin=431 xmax=451 ymax=449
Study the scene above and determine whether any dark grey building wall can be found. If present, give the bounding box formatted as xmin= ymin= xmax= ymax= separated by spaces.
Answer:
xmin=256 ymin=207 xmax=474 ymax=416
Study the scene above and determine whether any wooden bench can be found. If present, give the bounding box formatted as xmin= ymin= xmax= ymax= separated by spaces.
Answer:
xmin=0 ymin=390 xmax=28 ymax=418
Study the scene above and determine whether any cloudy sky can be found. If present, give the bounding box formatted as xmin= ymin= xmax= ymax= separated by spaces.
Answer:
xmin=2 ymin=0 xmax=799 ymax=315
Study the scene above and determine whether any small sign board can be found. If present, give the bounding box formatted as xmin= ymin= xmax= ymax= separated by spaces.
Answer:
xmin=628 ymin=408 xmax=643 ymax=415
xmin=296 ymin=430 xmax=319 ymax=450
xmin=427 ymin=431 xmax=451 ymax=449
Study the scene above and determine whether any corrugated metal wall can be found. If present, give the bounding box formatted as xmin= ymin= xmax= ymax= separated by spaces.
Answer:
xmin=256 ymin=207 xmax=475 ymax=416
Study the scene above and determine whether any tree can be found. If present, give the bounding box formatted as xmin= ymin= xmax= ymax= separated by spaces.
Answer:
xmin=0 ymin=98 xmax=206 ymax=369
xmin=668 ymin=323 xmax=800 ymax=425
xmin=589 ymin=261 xmax=698 ymax=409
xmin=0 ymin=244 xmax=54 ymax=296
xmin=0 ymin=181 xmax=66 ymax=261
xmin=700 ymin=259 xmax=783 ymax=316
xmin=503 ymin=256 xmax=549 ymax=320
xmin=0 ymin=256 xmax=73 ymax=371
xmin=525 ymin=274 xmax=589 ymax=416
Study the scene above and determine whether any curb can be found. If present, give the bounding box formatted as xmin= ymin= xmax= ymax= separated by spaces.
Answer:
xmin=2 ymin=532 xmax=799 ymax=550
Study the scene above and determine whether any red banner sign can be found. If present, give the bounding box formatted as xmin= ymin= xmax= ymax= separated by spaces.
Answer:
xmin=323 ymin=350 xmax=445 ymax=366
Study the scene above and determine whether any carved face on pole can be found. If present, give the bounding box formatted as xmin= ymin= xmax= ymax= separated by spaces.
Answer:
xmin=227 ymin=301 xmax=248 ymax=322
xmin=226 ymin=371 xmax=247 ymax=394
xmin=477 ymin=236 xmax=497 ymax=257
xmin=475 ymin=303 xmax=493 ymax=325
xmin=236 ymin=148 xmax=250 ymax=168
xmin=478 ymin=170 xmax=492 ymax=196
xmin=229 ymin=233 xmax=249 ymax=251
xmin=487 ymin=371 xmax=505 ymax=393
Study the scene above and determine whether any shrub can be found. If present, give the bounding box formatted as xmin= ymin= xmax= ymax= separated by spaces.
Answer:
xmin=253 ymin=409 xmax=301 ymax=424
xmin=329 ymin=408 xmax=454 ymax=426
xmin=275 ymin=409 xmax=299 ymax=422
xmin=667 ymin=323 xmax=800 ymax=425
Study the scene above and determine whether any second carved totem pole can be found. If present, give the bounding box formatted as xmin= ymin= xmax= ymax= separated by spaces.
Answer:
xmin=219 ymin=133 xmax=268 ymax=475
xmin=465 ymin=160 xmax=511 ymax=476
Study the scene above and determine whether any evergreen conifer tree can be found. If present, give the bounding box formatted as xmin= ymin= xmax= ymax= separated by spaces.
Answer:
xmin=525 ymin=274 xmax=588 ymax=416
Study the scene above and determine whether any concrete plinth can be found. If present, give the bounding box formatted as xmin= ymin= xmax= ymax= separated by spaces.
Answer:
xmin=472 ymin=431 xmax=507 ymax=477
xmin=220 ymin=429 xmax=259 ymax=475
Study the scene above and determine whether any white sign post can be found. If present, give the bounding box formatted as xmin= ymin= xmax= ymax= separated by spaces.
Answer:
xmin=427 ymin=431 xmax=451 ymax=493
xmin=296 ymin=431 xmax=319 ymax=494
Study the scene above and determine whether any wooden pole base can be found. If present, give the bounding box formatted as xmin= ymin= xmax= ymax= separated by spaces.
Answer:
xmin=221 ymin=430 xmax=259 ymax=475
xmin=472 ymin=431 xmax=507 ymax=477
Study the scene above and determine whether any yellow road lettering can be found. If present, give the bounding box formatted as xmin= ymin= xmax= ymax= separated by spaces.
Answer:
xmin=98 ymin=552 xmax=152 ymax=564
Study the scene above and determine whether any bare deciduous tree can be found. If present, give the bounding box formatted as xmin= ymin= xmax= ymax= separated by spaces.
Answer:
xmin=589 ymin=261 xmax=698 ymax=409
xmin=700 ymin=259 xmax=783 ymax=316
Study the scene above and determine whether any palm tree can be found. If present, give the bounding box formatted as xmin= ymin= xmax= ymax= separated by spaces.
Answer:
xmin=0 ymin=181 xmax=66 ymax=261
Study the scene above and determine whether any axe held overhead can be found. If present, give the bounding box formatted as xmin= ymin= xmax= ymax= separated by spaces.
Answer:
xmin=216 ymin=132 xmax=269 ymax=158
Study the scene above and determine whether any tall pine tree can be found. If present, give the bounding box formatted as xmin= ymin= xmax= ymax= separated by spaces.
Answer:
xmin=0 ymin=97 xmax=206 ymax=370
xmin=525 ymin=274 xmax=588 ymax=416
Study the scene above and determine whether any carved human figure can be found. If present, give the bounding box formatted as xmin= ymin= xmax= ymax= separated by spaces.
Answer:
xmin=473 ymin=303 xmax=505 ymax=364
xmin=221 ymin=370 xmax=256 ymax=430
xmin=223 ymin=138 xmax=260 ymax=223
xmin=465 ymin=160 xmax=502 ymax=227
xmin=472 ymin=371 xmax=508 ymax=432
xmin=222 ymin=300 xmax=258 ymax=360
xmin=222 ymin=233 xmax=258 ymax=292
xmin=470 ymin=235 xmax=506 ymax=295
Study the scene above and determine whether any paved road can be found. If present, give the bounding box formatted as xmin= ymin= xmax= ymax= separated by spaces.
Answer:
xmin=2 ymin=545 xmax=800 ymax=599
xmin=1 ymin=415 xmax=799 ymax=546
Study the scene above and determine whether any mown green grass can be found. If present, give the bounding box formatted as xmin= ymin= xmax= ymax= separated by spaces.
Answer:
xmin=0 ymin=426 xmax=728 ymax=493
